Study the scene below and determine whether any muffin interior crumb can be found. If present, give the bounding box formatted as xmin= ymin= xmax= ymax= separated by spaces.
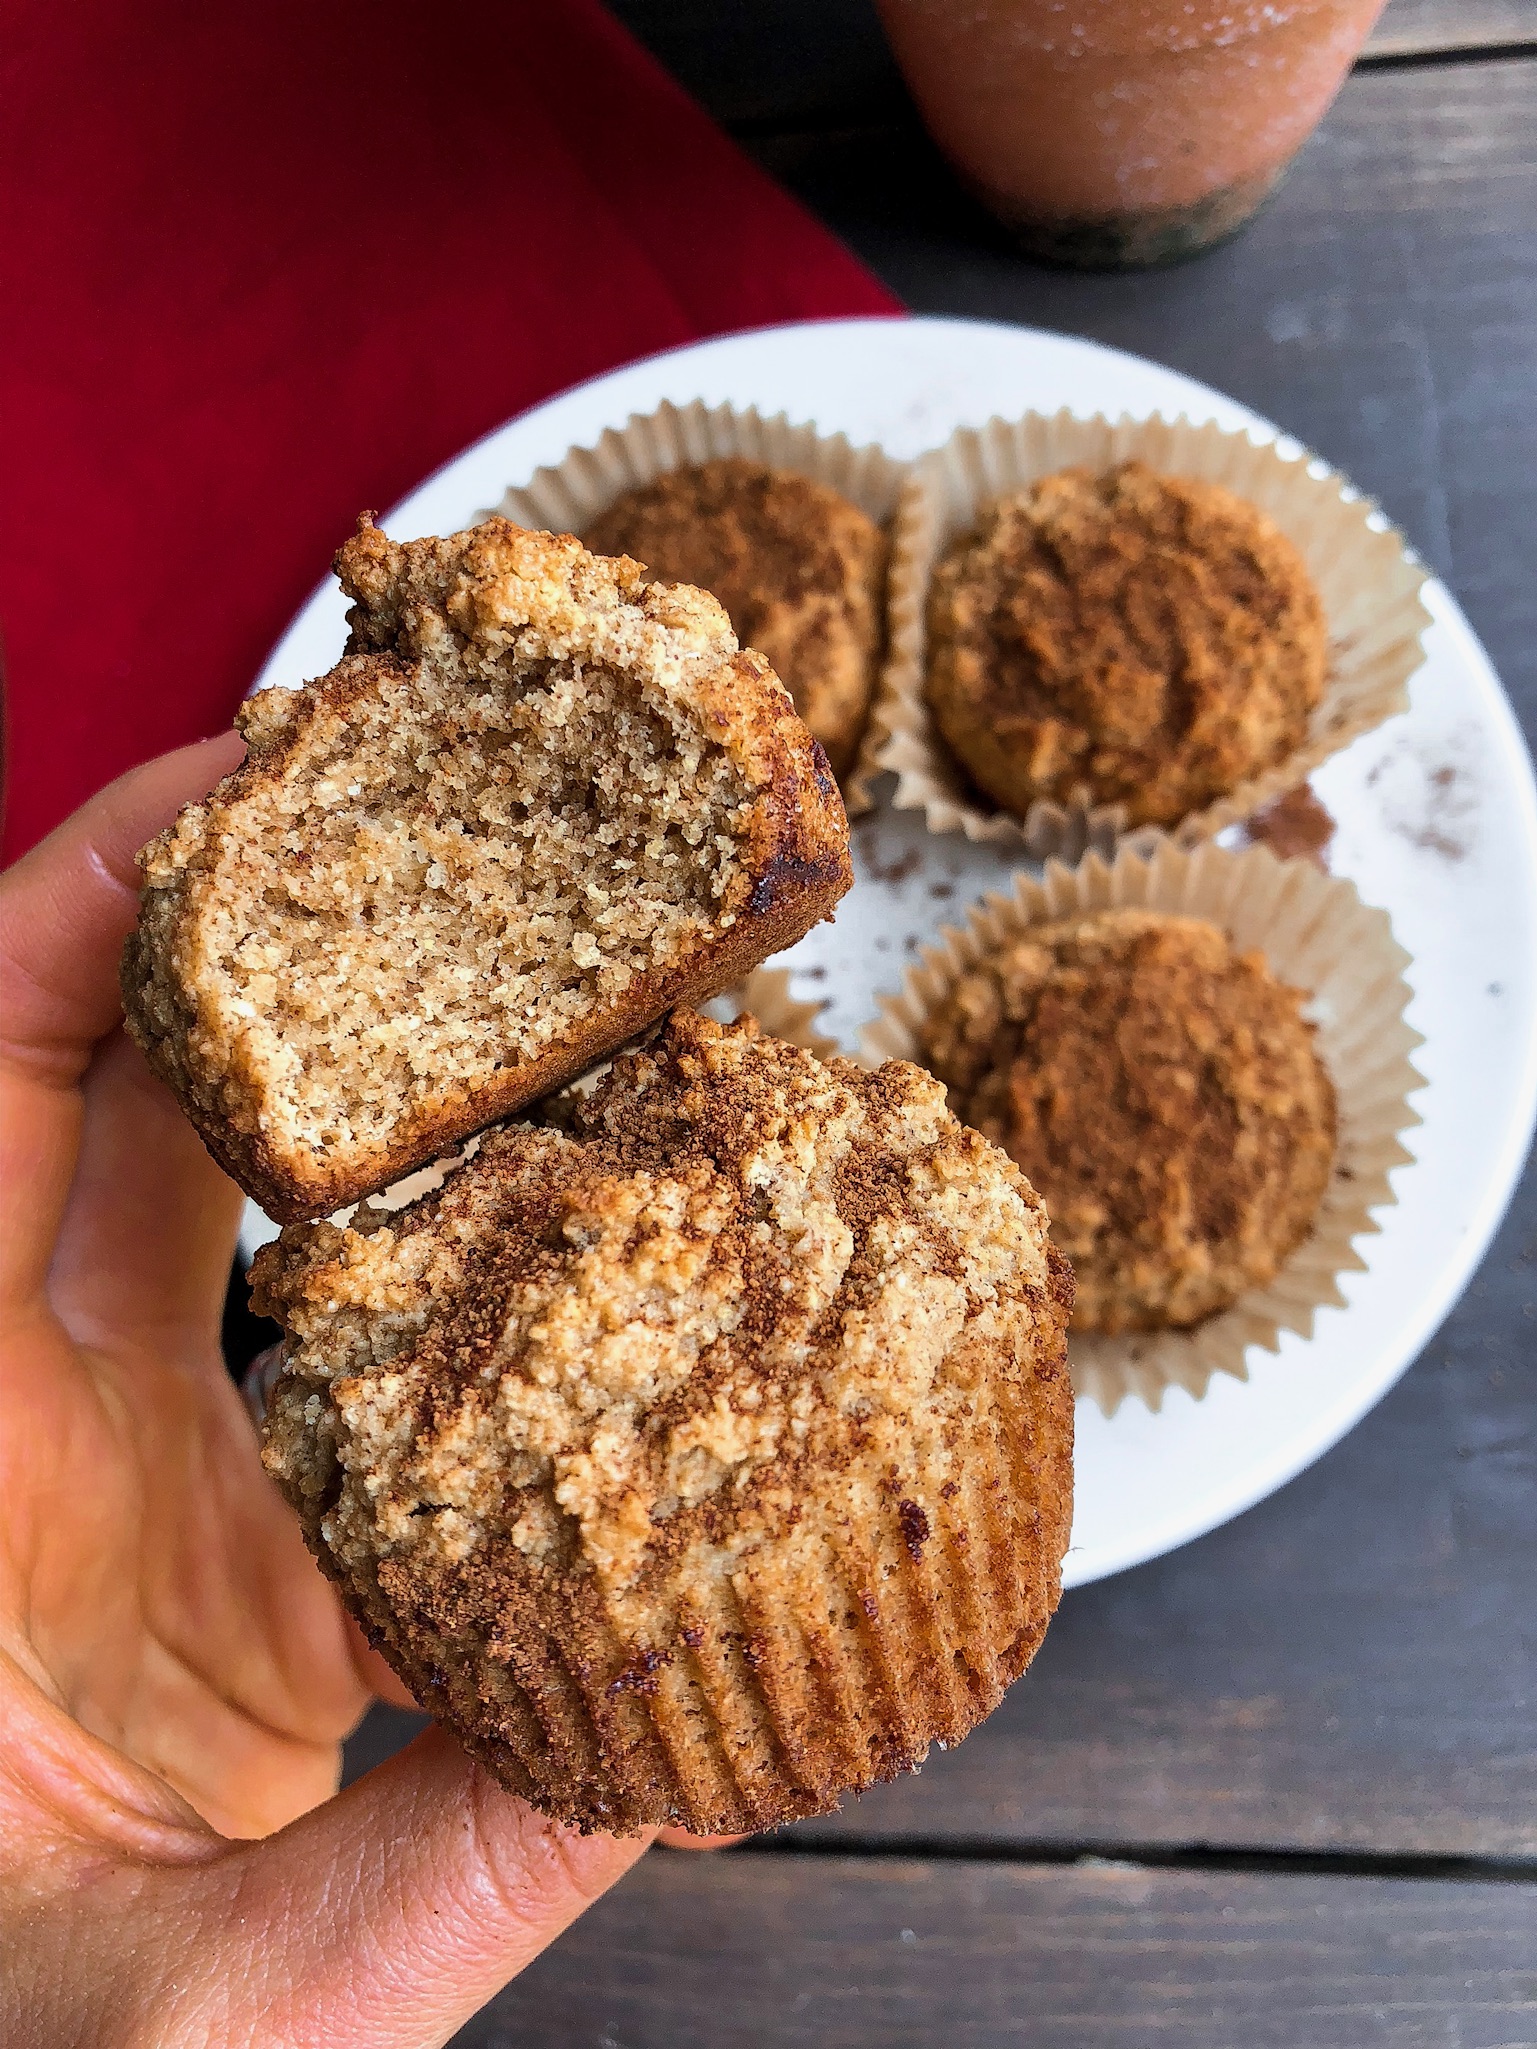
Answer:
xmin=196 ymin=654 xmax=750 ymax=1168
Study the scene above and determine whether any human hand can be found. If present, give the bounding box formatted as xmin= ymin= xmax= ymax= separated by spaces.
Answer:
xmin=0 ymin=741 xmax=652 ymax=2049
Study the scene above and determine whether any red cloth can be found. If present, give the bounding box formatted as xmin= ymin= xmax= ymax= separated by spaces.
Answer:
xmin=0 ymin=1 xmax=899 ymax=862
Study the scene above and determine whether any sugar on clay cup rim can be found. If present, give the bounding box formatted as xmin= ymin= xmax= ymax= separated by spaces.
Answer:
xmin=855 ymin=836 xmax=1425 ymax=1417
xmin=871 ymin=409 xmax=1433 ymax=862
xmin=485 ymin=398 xmax=908 ymax=814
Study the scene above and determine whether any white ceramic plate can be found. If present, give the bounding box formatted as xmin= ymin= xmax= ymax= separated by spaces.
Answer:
xmin=239 ymin=315 xmax=1537 ymax=1589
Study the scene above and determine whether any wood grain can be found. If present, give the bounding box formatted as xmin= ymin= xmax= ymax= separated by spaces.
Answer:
xmin=1368 ymin=0 xmax=1537 ymax=57
xmin=453 ymin=1849 xmax=1537 ymax=2047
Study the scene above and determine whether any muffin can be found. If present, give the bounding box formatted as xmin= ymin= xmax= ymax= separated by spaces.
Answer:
xmin=584 ymin=457 xmax=887 ymax=780
xmin=255 ymin=1010 xmax=1075 ymax=1834
xmin=918 ymin=908 xmax=1336 ymax=1332
xmin=122 ymin=517 xmax=851 ymax=1222
xmin=924 ymin=460 xmax=1328 ymax=829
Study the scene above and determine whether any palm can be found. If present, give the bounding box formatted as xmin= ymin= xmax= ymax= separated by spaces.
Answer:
xmin=0 ymin=737 xmax=384 ymax=1842
xmin=0 ymin=741 xmax=654 ymax=2049
xmin=1 ymin=1028 xmax=374 ymax=1839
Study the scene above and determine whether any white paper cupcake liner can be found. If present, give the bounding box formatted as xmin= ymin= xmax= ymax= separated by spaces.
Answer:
xmin=859 ymin=838 xmax=1425 ymax=1416
xmin=874 ymin=411 xmax=1432 ymax=855
xmin=723 ymin=967 xmax=839 ymax=1059
xmin=486 ymin=399 xmax=908 ymax=811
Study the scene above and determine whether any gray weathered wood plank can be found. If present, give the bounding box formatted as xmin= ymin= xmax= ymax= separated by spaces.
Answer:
xmin=1368 ymin=0 xmax=1537 ymax=57
xmin=453 ymin=1849 xmax=1537 ymax=2047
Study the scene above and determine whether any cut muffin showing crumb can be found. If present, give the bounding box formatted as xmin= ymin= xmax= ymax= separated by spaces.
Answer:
xmin=918 ymin=908 xmax=1336 ymax=1332
xmin=122 ymin=518 xmax=852 ymax=1222
xmin=924 ymin=460 xmax=1328 ymax=829
xmin=255 ymin=1010 xmax=1074 ymax=1835
xmin=584 ymin=458 xmax=888 ymax=781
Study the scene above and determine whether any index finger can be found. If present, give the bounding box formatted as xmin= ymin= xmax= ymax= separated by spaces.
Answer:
xmin=0 ymin=734 xmax=245 ymax=1091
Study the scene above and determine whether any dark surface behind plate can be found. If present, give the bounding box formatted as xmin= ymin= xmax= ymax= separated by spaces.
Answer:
xmin=460 ymin=1851 xmax=1537 ymax=2049
xmin=221 ymin=8 xmax=1537 ymax=2039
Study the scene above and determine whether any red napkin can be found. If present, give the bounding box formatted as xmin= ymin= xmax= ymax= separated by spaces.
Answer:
xmin=0 ymin=0 xmax=900 ymax=862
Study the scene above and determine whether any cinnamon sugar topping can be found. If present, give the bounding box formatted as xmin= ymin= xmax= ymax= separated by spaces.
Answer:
xmin=924 ymin=461 xmax=1328 ymax=829
xmin=585 ymin=458 xmax=887 ymax=779
xmin=919 ymin=908 xmax=1336 ymax=1332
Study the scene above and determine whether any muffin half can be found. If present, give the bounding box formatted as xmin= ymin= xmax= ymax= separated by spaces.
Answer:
xmin=122 ymin=519 xmax=851 ymax=1221
xmin=256 ymin=1012 xmax=1075 ymax=1834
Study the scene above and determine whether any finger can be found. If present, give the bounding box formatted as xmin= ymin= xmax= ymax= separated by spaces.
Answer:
xmin=343 ymin=1615 xmax=422 ymax=1712
xmin=48 ymin=1030 xmax=243 ymax=1351
xmin=0 ymin=735 xmax=244 ymax=1307
xmin=0 ymin=734 xmax=245 ymax=1089
xmin=177 ymin=1726 xmax=654 ymax=2047
xmin=658 ymin=1826 xmax=749 ymax=1850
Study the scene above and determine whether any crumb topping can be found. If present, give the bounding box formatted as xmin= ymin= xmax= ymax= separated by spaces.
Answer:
xmin=918 ymin=908 xmax=1336 ymax=1331
xmin=258 ymin=1012 xmax=1060 ymax=1601
xmin=924 ymin=460 xmax=1328 ymax=828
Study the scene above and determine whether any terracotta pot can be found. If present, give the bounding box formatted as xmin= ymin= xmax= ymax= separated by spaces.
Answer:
xmin=874 ymin=0 xmax=1388 ymax=268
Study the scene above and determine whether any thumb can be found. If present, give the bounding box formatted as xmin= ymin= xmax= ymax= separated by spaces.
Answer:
xmin=179 ymin=1726 xmax=653 ymax=2049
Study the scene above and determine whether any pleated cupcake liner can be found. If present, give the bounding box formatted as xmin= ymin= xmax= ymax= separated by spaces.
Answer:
xmin=724 ymin=965 xmax=840 ymax=1059
xmin=873 ymin=410 xmax=1433 ymax=854
xmin=360 ymin=1409 xmax=1068 ymax=1837
xmin=859 ymin=837 xmax=1425 ymax=1417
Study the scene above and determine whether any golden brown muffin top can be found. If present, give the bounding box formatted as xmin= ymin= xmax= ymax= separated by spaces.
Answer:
xmin=258 ymin=1010 xmax=1070 ymax=1614
xmin=257 ymin=1011 xmax=1074 ymax=1834
xmin=918 ymin=908 xmax=1336 ymax=1331
xmin=584 ymin=458 xmax=887 ymax=779
xmin=924 ymin=461 xmax=1328 ymax=828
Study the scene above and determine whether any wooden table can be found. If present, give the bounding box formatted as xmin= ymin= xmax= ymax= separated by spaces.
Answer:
xmin=286 ymin=5 xmax=1537 ymax=2038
